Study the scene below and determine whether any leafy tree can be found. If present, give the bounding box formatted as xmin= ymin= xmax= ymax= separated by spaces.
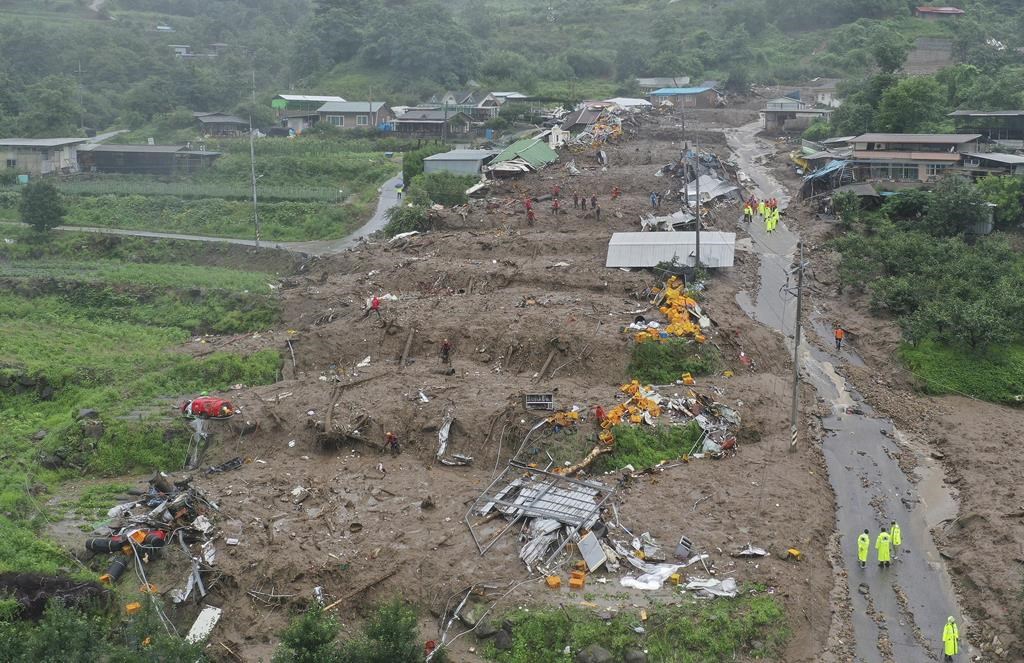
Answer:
xmin=924 ymin=176 xmax=987 ymax=236
xmin=412 ymin=172 xmax=476 ymax=207
xmin=832 ymin=190 xmax=860 ymax=230
xmin=904 ymin=298 xmax=1012 ymax=351
xmin=875 ymin=77 xmax=948 ymax=133
xmin=273 ymin=605 xmax=341 ymax=663
xmin=975 ymin=175 xmax=1024 ymax=229
xmin=20 ymin=181 xmax=65 ymax=234
xmin=872 ymin=30 xmax=911 ymax=74
xmin=15 ymin=76 xmax=82 ymax=137
xmin=338 ymin=600 xmax=424 ymax=663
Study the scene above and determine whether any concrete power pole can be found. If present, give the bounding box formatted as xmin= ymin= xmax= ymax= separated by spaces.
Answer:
xmin=248 ymin=115 xmax=261 ymax=248
xmin=788 ymin=241 xmax=808 ymax=449
xmin=693 ymin=134 xmax=701 ymax=268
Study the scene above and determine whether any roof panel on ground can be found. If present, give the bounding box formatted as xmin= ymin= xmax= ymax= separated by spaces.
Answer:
xmin=606 ymin=231 xmax=736 ymax=268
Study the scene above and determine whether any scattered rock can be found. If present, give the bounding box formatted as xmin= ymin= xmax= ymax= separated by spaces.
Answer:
xmin=76 ymin=408 xmax=99 ymax=420
xmin=39 ymin=385 xmax=54 ymax=401
xmin=420 ymin=496 xmax=436 ymax=510
xmin=576 ymin=644 xmax=613 ymax=663
xmin=596 ymin=610 xmax=614 ymax=621
xmin=493 ymin=629 xmax=513 ymax=651
xmin=930 ymin=450 xmax=945 ymax=460
xmin=82 ymin=421 xmax=105 ymax=439
xmin=858 ymin=583 xmax=869 ymax=596
xmin=31 ymin=430 xmax=47 ymax=441
xmin=623 ymin=648 xmax=647 ymax=663
xmin=475 ymin=618 xmax=498 ymax=639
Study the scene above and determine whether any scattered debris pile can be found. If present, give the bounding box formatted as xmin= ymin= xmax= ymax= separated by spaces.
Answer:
xmin=84 ymin=472 xmax=223 ymax=601
xmin=627 ymin=276 xmax=711 ymax=344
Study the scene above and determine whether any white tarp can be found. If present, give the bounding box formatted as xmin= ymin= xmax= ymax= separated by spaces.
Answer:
xmin=185 ymin=606 xmax=223 ymax=643
xmin=604 ymin=97 xmax=653 ymax=108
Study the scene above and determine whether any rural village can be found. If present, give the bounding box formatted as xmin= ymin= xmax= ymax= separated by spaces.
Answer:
xmin=2 ymin=2 xmax=1024 ymax=662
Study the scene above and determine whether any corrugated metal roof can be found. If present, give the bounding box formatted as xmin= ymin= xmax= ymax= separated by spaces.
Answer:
xmin=606 ymin=232 xmax=736 ymax=269
xmin=964 ymin=152 xmax=1024 ymax=164
xmin=915 ymin=6 xmax=965 ymax=14
xmin=195 ymin=114 xmax=247 ymax=124
xmin=650 ymin=87 xmax=713 ymax=96
xmin=0 ymin=137 xmax=88 ymax=147
xmin=423 ymin=149 xmax=496 ymax=161
xmin=949 ymin=110 xmax=1024 ymax=117
xmin=276 ymin=95 xmax=346 ymax=103
xmin=803 ymin=159 xmax=848 ymax=181
xmin=636 ymin=77 xmax=691 ymax=87
xmin=852 ymin=133 xmax=982 ymax=144
xmin=491 ymin=138 xmax=558 ymax=168
xmin=79 ymin=144 xmax=186 ymax=153
xmin=394 ymin=109 xmax=471 ymax=122
xmin=317 ymin=101 xmax=387 ymax=114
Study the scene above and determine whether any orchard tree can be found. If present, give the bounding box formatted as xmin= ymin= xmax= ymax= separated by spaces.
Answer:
xmin=19 ymin=181 xmax=65 ymax=234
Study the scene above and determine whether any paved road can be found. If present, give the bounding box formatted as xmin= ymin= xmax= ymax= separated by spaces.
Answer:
xmin=26 ymin=174 xmax=403 ymax=256
xmin=725 ymin=122 xmax=969 ymax=662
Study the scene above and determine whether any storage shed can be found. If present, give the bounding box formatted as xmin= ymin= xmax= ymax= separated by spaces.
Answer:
xmin=606 ymin=232 xmax=736 ymax=269
xmin=423 ymin=149 xmax=496 ymax=176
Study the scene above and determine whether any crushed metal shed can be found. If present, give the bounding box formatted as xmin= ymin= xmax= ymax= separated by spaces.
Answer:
xmin=490 ymin=137 xmax=558 ymax=169
xmin=606 ymin=232 xmax=736 ymax=269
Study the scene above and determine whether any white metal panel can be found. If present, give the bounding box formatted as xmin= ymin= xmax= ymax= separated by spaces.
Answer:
xmin=606 ymin=232 xmax=736 ymax=268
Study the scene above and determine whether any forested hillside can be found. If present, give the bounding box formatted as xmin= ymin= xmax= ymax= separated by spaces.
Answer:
xmin=1 ymin=0 xmax=1024 ymax=136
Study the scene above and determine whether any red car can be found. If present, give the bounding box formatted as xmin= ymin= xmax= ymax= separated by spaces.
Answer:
xmin=181 ymin=396 xmax=235 ymax=419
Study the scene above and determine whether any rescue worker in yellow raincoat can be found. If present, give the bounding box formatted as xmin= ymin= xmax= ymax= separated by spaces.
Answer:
xmin=875 ymin=527 xmax=892 ymax=568
xmin=757 ymin=199 xmax=766 ymax=219
xmin=857 ymin=529 xmax=870 ymax=569
xmin=890 ymin=520 xmax=902 ymax=559
xmin=856 ymin=528 xmax=872 ymax=569
xmin=943 ymin=616 xmax=959 ymax=661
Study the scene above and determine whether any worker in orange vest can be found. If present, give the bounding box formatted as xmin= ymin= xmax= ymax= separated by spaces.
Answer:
xmin=834 ymin=326 xmax=845 ymax=351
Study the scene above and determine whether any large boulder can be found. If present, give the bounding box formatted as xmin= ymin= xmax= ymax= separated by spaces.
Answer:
xmin=623 ymin=648 xmax=647 ymax=663
xmin=576 ymin=644 xmax=613 ymax=663
xmin=493 ymin=629 xmax=513 ymax=651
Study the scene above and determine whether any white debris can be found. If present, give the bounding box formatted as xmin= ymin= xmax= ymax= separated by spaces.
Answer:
xmin=185 ymin=606 xmax=223 ymax=644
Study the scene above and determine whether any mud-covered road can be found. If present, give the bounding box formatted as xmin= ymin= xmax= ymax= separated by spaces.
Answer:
xmin=726 ymin=121 xmax=970 ymax=662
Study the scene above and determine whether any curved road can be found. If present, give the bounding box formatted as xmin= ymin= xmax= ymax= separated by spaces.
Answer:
xmin=41 ymin=174 xmax=403 ymax=257
xmin=725 ymin=122 xmax=969 ymax=662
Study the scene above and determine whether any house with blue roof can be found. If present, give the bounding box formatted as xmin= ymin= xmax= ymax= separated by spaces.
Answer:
xmin=648 ymin=86 xmax=723 ymax=109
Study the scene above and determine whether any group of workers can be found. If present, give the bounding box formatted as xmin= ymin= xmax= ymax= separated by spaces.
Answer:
xmin=857 ymin=523 xmax=961 ymax=659
xmin=523 ymin=187 xmax=605 ymax=223
xmin=856 ymin=521 xmax=901 ymax=569
xmin=744 ymin=196 xmax=781 ymax=233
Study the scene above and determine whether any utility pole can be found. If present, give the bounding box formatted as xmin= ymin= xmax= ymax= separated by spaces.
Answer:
xmin=248 ymin=115 xmax=261 ymax=248
xmin=75 ymin=60 xmax=85 ymax=130
xmin=788 ymin=241 xmax=808 ymax=449
xmin=692 ymin=135 xmax=701 ymax=267
xmin=251 ymin=70 xmax=256 ymax=106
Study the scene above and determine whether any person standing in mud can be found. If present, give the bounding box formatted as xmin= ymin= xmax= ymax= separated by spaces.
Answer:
xmin=875 ymin=527 xmax=891 ymax=568
xmin=890 ymin=520 xmax=901 ymax=560
xmin=857 ymin=529 xmax=870 ymax=569
xmin=834 ymin=326 xmax=845 ymax=351
xmin=440 ymin=338 xmax=453 ymax=365
xmin=385 ymin=431 xmax=400 ymax=455
xmin=943 ymin=616 xmax=959 ymax=661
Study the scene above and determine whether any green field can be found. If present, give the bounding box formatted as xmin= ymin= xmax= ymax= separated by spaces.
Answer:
xmin=0 ymin=231 xmax=285 ymax=576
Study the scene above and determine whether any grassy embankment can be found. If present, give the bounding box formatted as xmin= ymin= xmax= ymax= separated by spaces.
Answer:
xmin=0 ymin=229 xmax=289 ymax=575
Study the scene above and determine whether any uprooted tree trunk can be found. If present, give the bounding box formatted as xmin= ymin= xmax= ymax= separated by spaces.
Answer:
xmin=563 ymin=443 xmax=614 ymax=476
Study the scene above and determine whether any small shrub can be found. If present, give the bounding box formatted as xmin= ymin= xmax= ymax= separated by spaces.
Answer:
xmin=629 ymin=339 xmax=721 ymax=385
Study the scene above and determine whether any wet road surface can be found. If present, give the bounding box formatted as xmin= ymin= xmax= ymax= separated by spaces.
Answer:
xmin=725 ymin=122 xmax=968 ymax=662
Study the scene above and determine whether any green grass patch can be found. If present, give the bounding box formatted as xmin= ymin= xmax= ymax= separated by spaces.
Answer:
xmin=74 ymin=483 xmax=132 ymax=519
xmin=597 ymin=423 xmax=703 ymax=472
xmin=485 ymin=595 xmax=788 ymax=663
xmin=900 ymin=340 xmax=1024 ymax=405
xmin=629 ymin=339 xmax=722 ymax=385
xmin=49 ymin=194 xmax=367 ymax=242
xmin=0 ymin=259 xmax=274 ymax=291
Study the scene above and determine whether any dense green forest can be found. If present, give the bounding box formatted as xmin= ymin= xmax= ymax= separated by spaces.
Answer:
xmin=3 ymin=0 xmax=1024 ymax=137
